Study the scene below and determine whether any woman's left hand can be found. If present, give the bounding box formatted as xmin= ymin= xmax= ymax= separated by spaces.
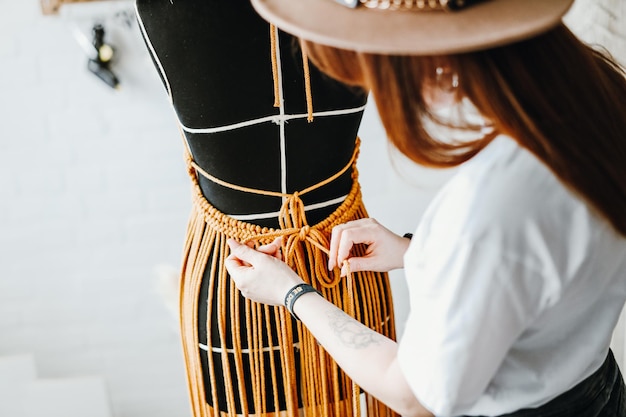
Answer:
xmin=225 ymin=238 xmax=304 ymax=306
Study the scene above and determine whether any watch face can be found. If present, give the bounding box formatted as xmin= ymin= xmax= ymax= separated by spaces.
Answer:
xmin=333 ymin=0 xmax=359 ymax=8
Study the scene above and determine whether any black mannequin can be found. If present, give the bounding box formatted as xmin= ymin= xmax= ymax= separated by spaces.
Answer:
xmin=136 ymin=0 xmax=365 ymax=225
xmin=135 ymin=1 xmax=395 ymax=416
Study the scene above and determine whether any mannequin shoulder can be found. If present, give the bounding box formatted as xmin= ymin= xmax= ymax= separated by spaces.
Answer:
xmin=135 ymin=0 xmax=266 ymax=42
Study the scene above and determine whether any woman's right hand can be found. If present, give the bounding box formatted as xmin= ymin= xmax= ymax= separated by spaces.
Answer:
xmin=328 ymin=218 xmax=411 ymax=276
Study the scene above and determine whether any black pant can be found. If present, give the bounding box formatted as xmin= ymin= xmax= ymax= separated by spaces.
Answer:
xmin=466 ymin=350 xmax=626 ymax=417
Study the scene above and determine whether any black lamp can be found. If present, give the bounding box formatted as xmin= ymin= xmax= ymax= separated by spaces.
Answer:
xmin=86 ymin=24 xmax=120 ymax=89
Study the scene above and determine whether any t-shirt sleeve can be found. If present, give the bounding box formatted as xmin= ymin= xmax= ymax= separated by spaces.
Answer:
xmin=397 ymin=233 xmax=552 ymax=416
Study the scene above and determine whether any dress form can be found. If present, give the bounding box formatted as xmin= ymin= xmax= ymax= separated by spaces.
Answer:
xmin=135 ymin=1 xmax=397 ymax=416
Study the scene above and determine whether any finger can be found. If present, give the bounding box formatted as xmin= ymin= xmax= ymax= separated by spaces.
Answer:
xmin=258 ymin=237 xmax=281 ymax=251
xmin=258 ymin=241 xmax=281 ymax=259
xmin=330 ymin=218 xmax=378 ymax=270
xmin=340 ymin=257 xmax=367 ymax=276
xmin=224 ymin=254 xmax=248 ymax=277
xmin=328 ymin=224 xmax=346 ymax=270
xmin=230 ymin=241 xmax=256 ymax=267
xmin=227 ymin=238 xmax=242 ymax=251
xmin=338 ymin=223 xmax=382 ymax=261
xmin=227 ymin=239 xmax=262 ymax=265
xmin=224 ymin=257 xmax=256 ymax=297
xmin=257 ymin=237 xmax=283 ymax=258
xmin=270 ymin=237 xmax=284 ymax=260
xmin=257 ymin=243 xmax=276 ymax=253
xmin=336 ymin=231 xmax=356 ymax=267
xmin=225 ymin=247 xmax=252 ymax=267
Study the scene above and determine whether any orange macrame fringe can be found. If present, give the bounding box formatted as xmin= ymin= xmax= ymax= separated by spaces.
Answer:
xmin=179 ymin=147 xmax=398 ymax=417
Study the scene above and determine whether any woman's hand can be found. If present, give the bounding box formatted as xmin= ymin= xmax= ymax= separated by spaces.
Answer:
xmin=225 ymin=238 xmax=304 ymax=306
xmin=256 ymin=237 xmax=283 ymax=260
xmin=328 ymin=218 xmax=411 ymax=276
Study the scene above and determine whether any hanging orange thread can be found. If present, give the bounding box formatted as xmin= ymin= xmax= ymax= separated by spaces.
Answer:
xmin=178 ymin=136 xmax=398 ymax=417
xmin=270 ymin=23 xmax=314 ymax=121
xmin=301 ymin=47 xmax=314 ymax=123
xmin=270 ymin=24 xmax=281 ymax=108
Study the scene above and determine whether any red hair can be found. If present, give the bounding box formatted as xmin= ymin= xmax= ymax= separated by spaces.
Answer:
xmin=302 ymin=24 xmax=626 ymax=236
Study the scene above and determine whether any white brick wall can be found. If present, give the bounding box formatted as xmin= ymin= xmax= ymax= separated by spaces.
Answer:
xmin=0 ymin=1 xmax=191 ymax=416
xmin=0 ymin=1 xmax=430 ymax=416
xmin=1 ymin=1 xmax=624 ymax=417
xmin=565 ymin=0 xmax=626 ymax=66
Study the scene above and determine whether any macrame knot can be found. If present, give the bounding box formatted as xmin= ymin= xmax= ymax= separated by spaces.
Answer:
xmin=298 ymin=225 xmax=311 ymax=241
xmin=279 ymin=192 xmax=308 ymax=230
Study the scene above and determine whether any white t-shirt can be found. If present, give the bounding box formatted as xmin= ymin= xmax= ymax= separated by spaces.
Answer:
xmin=397 ymin=135 xmax=626 ymax=416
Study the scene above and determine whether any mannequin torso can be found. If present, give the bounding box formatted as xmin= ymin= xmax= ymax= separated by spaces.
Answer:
xmin=135 ymin=2 xmax=395 ymax=416
xmin=136 ymin=0 xmax=367 ymax=229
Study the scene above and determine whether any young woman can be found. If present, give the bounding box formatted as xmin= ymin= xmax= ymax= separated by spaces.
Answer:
xmin=225 ymin=0 xmax=626 ymax=416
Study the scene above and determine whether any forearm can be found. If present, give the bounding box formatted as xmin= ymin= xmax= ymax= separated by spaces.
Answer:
xmin=224 ymin=239 xmax=430 ymax=414
xmin=293 ymin=292 xmax=433 ymax=417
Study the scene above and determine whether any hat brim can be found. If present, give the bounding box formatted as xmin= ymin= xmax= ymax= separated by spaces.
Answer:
xmin=251 ymin=0 xmax=574 ymax=54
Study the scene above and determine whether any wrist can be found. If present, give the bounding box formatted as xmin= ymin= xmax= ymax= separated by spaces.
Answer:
xmin=284 ymin=283 xmax=321 ymax=321
xmin=395 ymin=232 xmax=413 ymax=270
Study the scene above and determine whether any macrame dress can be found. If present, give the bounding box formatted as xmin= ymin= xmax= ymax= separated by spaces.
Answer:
xmin=135 ymin=1 xmax=398 ymax=416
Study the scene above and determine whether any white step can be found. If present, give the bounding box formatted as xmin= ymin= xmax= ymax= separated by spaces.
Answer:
xmin=0 ymin=354 xmax=37 ymax=384
xmin=23 ymin=376 xmax=113 ymax=417
xmin=0 ymin=355 xmax=113 ymax=417
xmin=0 ymin=354 xmax=38 ymax=417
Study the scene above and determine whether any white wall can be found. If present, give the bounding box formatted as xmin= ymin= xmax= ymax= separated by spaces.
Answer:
xmin=1 ymin=1 xmax=625 ymax=417
xmin=564 ymin=0 xmax=626 ymax=65
xmin=0 ymin=1 xmax=436 ymax=416
xmin=0 ymin=1 xmax=191 ymax=416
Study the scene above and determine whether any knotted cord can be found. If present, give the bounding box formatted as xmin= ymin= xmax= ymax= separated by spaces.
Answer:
xmin=189 ymin=138 xmax=359 ymax=289
xmin=175 ymin=23 xmax=397 ymax=417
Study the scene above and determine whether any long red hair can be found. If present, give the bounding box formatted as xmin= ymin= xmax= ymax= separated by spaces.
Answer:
xmin=302 ymin=24 xmax=626 ymax=236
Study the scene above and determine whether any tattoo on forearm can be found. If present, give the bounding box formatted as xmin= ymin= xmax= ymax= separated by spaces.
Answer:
xmin=327 ymin=309 xmax=384 ymax=349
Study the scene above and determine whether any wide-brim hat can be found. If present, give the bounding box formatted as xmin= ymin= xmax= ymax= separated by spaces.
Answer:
xmin=250 ymin=0 xmax=574 ymax=55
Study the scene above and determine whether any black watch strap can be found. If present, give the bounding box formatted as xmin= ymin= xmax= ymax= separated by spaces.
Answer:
xmin=284 ymin=283 xmax=321 ymax=321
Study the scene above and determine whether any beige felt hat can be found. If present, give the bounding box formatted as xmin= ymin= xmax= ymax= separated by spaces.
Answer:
xmin=250 ymin=0 xmax=575 ymax=54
